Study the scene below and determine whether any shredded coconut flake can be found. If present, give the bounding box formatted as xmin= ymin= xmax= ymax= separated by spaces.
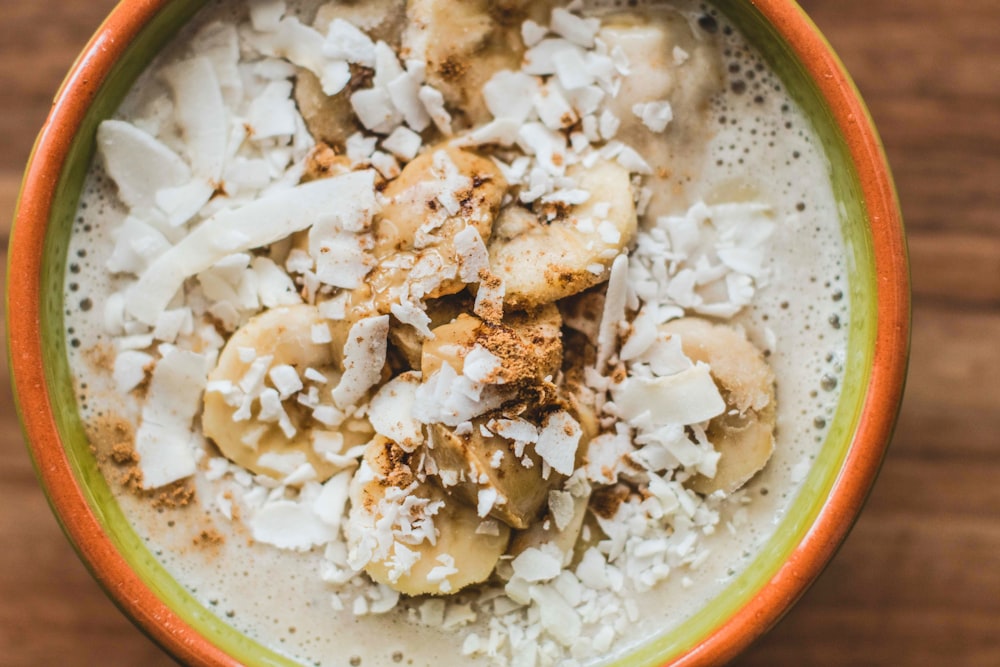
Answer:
xmin=535 ymin=411 xmax=582 ymax=476
xmin=332 ymin=315 xmax=390 ymax=409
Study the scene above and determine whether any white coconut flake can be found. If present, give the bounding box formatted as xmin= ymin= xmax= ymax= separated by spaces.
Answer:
xmin=535 ymin=410 xmax=582 ymax=476
xmin=511 ymin=547 xmax=562 ymax=583
xmin=550 ymin=8 xmax=600 ymax=48
xmin=247 ymin=17 xmax=351 ymax=95
xmin=632 ymin=100 xmax=674 ymax=133
xmin=97 ymin=120 xmax=191 ymax=212
xmin=331 ymin=315 xmax=390 ymax=409
xmin=155 ymin=180 xmax=215 ymax=228
xmin=453 ymin=226 xmax=491 ymax=284
xmin=248 ymin=0 xmax=285 ymax=32
xmin=382 ymin=126 xmax=423 ymax=161
xmin=585 ymin=429 xmax=633 ymax=484
xmin=105 ymin=216 xmax=173 ymax=276
xmin=521 ymin=19 xmax=548 ymax=47
xmin=247 ymin=79 xmax=298 ymax=139
xmin=482 ymin=71 xmax=539 ymax=124
xmin=127 ymin=171 xmax=375 ymax=325
xmin=463 ymin=345 xmax=503 ymax=384
xmin=313 ymin=469 xmax=353 ymax=531
xmin=152 ymin=308 xmax=192 ymax=344
xmin=596 ymin=253 xmax=629 ymax=369
xmin=351 ymin=87 xmax=403 ymax=135
xmin=453 ymin=118 xmax=521 ymax=148
xmin=412 ymin=363 xmax=511 ymax=426
xmin=523 ymin=38 xmax=581 ymax=76
xmin=368 ymin=372 xmax=424 ymax=451
xmin=598 ymin=109 xmax=621 ymax=141
xmin=390 ymin=301 xmax=433 ymax=339
xmin=615 ymin=145 xmax=653 ymax=174
xmin=418 ymin=86 xmax=452 ymax=135
xmin=477 ymin=488 xmax=500 ymax=518
xmin=135 ymin=347 xmax=209 ymax=489
xmin=346 ymin=132 xmax=378 ymax=165
xmin=370 ymin=150 xmax=401 ymax=179
xmin=160 ymin=56 xmax=228 ymax=182
xmin=268 ymin=364 xmax=302 ymax=399
xmin=251 ymin=499 xmax=336 ymax=550
xmin=613 ymin=362 xmax=726 ymax=427
xmin=387 ymin=68 xmax=431 ymax=132
xmin=113 ymin=350 xmax=153 ymax=394
xmin=311 ymin=231 xmax=376 ymax=289
xmin=531 ymin=584 xmax=582 ymax=646
xmin=553 ymin=47 xmax=594 ymax=91
xmin=322 ymin=18 xmax=376 ymax=67
xmin=548 ymin=490 xmax=575 ymax=531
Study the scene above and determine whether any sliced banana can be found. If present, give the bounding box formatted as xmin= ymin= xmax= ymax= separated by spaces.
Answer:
xmin=508 ymin=488 xmax=590 ymax=566
xmin=488 ymin=160 xmax=637 ymax=309
xmin=420 ymin=304 xmax=563 ymax=386
xmin=403 ymin=0 xmax=528 ymax=128
xmin=597 ymin=12 xmax=723 ymax=219
xmin=427 ymin=417 xmax=552 ymax=530
xmin=599 ymin=12 xmax=722 ymax=138
xmin=297 ymin=0 xmax=410 ymax=146
xmin=202 ymin=304 xmax=372 ymax=481
xmin=373 ymin=147 xmax=505 ymax=257
xmin=388 ymin=292 xmax=473 ymax=370
xmin=362 ymin=146 xmax=507 ymax=311
xmin=294 ymin=68 xmax=361 ymax=151
xmin=348 ymin=436 xmax=510 ymax=595
xmin=314 ymin=0 xmax=408 ymax=49
xmin=660 ymin=318 xmax=776 ymax=494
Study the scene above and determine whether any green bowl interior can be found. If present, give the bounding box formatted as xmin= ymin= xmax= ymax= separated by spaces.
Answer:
xmin=36 ymin=1 xmax=876 ymax=665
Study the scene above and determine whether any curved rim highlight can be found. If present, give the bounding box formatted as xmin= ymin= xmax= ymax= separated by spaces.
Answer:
xmin=668 ymin=0 xmax=909 ymax=664
xmin=8 ymin=1 xmax=240 ymax=665
xmin=6 ymin=1 xmax=909 ymax=666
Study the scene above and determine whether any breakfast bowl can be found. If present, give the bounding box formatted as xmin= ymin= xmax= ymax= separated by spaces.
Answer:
xmin=8 ymin=0 xmax=909 ymax=665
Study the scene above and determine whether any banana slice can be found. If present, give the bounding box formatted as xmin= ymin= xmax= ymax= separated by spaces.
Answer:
xmin=427 ymin=395 xmax=596 ymax=532
xmin=373 ymin=147 xmax=506 ymax=257
xmin=294 ymin=68 xmax=361 ymax=151
xmin=202 ymin=304 xmax=372 ymax=481
xmin=427 ymin=416 xmax=552 ymax=530
xmin=420 ymin=304 xmax=563 ymax=386
xmin=388 ymin=292 xmax=474 ymax=370
xmin=348 ymin=436 xmax=510 ymax=595
xmin=426 ymin=397 xmax=596 ymax=532
xmin=314 ymin=0 xmax=408 ymax=49
xmin=362 ymin=147 xmax=507 ymax=311
xmin=488 ymin=160 xmax=638 ymax=309
xmin=597 ymin=12 xmax=723 ymax=219
xmin=294 ymin=147 xmax=507 ymax=372
xmin=599 ymin=12 xmax=722 ymax=138
xmin=297 ymin=0 xmax=410 ymax=147
xmin=508 ymin=488 xmax=590 ymax=566
xmin=403 ymin=0 xmax=526 ymax=128
xmin=660 ymin=318 xmax=776 ymax=494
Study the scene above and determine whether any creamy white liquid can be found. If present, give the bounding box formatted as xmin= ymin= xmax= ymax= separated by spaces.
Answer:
xmin=63 ymin=1 xmax=849 ymax=665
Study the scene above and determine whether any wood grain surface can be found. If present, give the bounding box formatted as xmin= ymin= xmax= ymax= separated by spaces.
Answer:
xmin=2 ymin=1 xmax=997 ymax=665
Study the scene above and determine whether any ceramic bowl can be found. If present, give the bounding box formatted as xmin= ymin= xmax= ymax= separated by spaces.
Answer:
xmin=8 ymin=1 xmax=909 ymax=665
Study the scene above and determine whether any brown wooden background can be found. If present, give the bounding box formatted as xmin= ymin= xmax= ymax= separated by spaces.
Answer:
xmin=2 ymin=1 xmax=997 ymax=665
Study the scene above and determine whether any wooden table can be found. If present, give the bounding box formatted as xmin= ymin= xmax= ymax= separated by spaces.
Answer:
xmin=1 ymin=1 xmax=997 ymax=665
